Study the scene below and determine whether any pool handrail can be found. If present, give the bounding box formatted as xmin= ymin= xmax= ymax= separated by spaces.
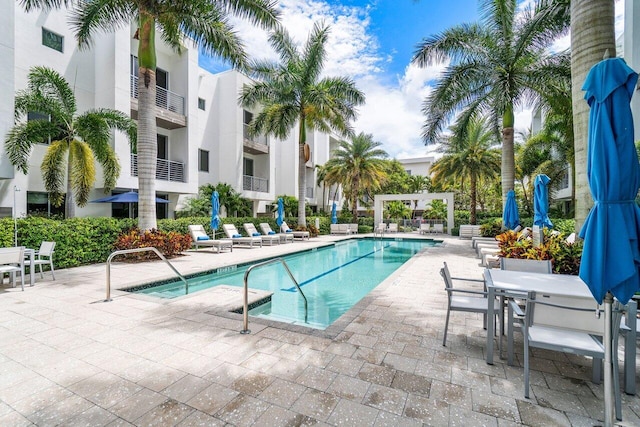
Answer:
xmin=242 ymin=257 xmax=308 ymax=334
xmin=105 ymin=247 xmax=188 ymax=302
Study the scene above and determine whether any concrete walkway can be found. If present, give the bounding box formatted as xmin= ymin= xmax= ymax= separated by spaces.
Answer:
xmin=1 ymin=234 xmax=639 ymax=426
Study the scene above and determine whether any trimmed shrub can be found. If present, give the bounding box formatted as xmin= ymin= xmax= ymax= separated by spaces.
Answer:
xmin=113 ymin=229 xmax=191 ymax=259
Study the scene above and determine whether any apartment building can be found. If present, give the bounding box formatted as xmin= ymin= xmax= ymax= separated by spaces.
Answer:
xmin=0 ymin=5 xmax=339 ymax=220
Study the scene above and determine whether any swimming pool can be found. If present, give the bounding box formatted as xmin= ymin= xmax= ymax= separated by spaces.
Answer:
xmin=130 ymin=238 xmax=439 ymax=329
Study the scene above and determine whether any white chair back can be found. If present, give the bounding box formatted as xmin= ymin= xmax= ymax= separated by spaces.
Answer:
xmin=38 ymin=241 xmax=56 ymax=257
xmin=499 ymin=258 xmax=552 ymax=274
xmin=0 ymin=247 xmax=24 ymax=265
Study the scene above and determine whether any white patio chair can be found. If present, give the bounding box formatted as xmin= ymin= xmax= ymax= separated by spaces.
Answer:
xmin=244 ymin=223 xmax=280 ymax=246
xmin=33 ymin=241 xmax=56 ymax=280
xmin=222 ymin=224 xmax=263 ymax=248
xmin=419 ymin=223 xmax=430 ymax=234
xmin=441 ymin=262 xmax=502 ymax=347
xmin=387 ymin=223 xmax=398 ymax=233
xmin=433 ymin=223 xmax=444 ymax=234
xmin=188 ymin=225 xmax=233 ymax=253
xmin=280 ymin=221 xmax=310 ymax=240
xmin=0 ymin=247 xmax=25 ymax=291
xmin=259 ymin=223 xmax=293 ymax=243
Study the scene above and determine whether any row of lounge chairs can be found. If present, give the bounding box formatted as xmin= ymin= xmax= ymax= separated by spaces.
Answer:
xmin=329 ymin=224 xmax=358 ymax=235
xmin=188 ymin=222 xmax=310 ymax=253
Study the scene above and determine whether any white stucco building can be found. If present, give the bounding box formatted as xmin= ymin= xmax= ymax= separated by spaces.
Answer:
xmin=0 ymin=5 xmax=340 ymax=219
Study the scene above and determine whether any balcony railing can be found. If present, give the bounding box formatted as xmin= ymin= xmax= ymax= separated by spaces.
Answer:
xmin=243 ymin=124 xmax=268 ymax=145
xmin=131 ymin=154 xmax=185 ymax=182
xmin=243 ymin=175 xmax=268 ymax=192
xmin=130 ymin=75 xmax=185 ymax=116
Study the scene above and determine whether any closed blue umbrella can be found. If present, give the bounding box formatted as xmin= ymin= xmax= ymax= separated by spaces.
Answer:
xmin=579 ymin=57 xmax=640 ymax=425
xmin=210 ymin=191 xmax=220 ymax=234
xmin=276 ymin=198 xmax=284 ymax=227
xmin=331 ymin=202 xmax=338 ymax=224
xmin=533 ymin=174 xmax=553 ymax=229
xmin=502 ymin=189 xmax=519 ymax=230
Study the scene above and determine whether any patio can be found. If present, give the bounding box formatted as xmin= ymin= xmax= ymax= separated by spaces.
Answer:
xmin=1 ymin=234 xmax=639 ymax=426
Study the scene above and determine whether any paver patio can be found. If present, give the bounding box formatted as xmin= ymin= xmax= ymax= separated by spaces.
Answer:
xmin=1 ymin=234 xmax=639 ymax=426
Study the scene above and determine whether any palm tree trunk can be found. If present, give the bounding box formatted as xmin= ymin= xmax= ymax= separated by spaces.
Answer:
xmin=137 ymin=13 xmax=158 ymax=231
xmin=470 ymin=173 xmax=477 ymax=225
xmin=501 ymin=107 xmax=515 ymax=208
xmin=351 ymin=177 xmax=359 ymax=222
xmin=571 ymin=0 xmax=616 ymax=231
xmin=297 ymin=120 xmax=307 ymax=227
xmin=65 ymin=150 xmax=75 ymax=218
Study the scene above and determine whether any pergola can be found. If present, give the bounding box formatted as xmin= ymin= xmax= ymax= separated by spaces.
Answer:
xmin=373 ymin=192 xmax=455 ymax=235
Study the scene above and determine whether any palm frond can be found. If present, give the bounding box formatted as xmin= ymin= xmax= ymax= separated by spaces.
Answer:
xmin=41 ymin=139 xmax=68 ymax=206
xmin=69 ymin=140 xmax=96 ymax=207
xmin=4 ymin=120 xmax=60 ymax=173
xmin=69 ymin=0 xmax=136 ymax=49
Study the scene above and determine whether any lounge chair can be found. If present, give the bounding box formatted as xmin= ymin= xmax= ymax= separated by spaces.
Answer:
xmin=244 ymin=223 xmax=280 ymax=246
xmin=374 ymin=223 xmax=386 ymax=236
xmin=0 ymin=247 xmax=25 ymax=291
xmin=387 ymin=223 xmax=398 ymax=233
xmin=432 ymin=223 xmax=444 ymax=234
xmin=348 ymin=224 xmax=359 ymax=234
xmin=259 ymin=223 xmax=293 ymax=243
xmin=330 ymin=224 xmax=351 ymax=235
xmin=33 ymin=241 xmax=56 ymax=280
xmin=188 ymin=225 xmax=233 ymax=253
xmin=280 ymin=221 xmax=310 ymax=240
xmin=222 ymin=224 xmax=263 ymax=248
xmin=419 ymin=223 xmax=430 ymax=234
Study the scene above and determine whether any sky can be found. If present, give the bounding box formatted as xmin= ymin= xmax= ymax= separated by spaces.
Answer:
xmin=199 ymin=0 xmax=624 ymax=160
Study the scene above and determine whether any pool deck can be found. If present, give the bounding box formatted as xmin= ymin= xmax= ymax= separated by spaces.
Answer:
xmin=1 ymin=233 xmax=639 ymax=426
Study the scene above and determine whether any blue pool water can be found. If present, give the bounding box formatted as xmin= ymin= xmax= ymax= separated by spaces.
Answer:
xmin=132 ymin=238 xmax=439 ymax=329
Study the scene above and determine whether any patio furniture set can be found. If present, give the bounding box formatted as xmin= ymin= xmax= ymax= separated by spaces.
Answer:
xmin=0 ymin=241 xmax=56 ymax=290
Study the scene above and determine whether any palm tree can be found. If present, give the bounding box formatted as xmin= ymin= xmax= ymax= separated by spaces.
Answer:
xmin=430 ymin=118 xmax=501 ymax=225
xmin=570 ymin=0 xmax=616 ymax=229
xmin=4 ymin=66 xmax=136 ymax=218
xmin=239 ymin=22 xmax=366 ymax=227
xmin=412 ymin=0 xmax=570 ymax=207
xmin=324 ymin=133 xmax=388 ymax=222
xmin=20 ymin=0 xmax=280 ymax=231
xmin=407 ymin=175 xmax=431 ymax=218
xmin=315 ymin=164 xmax=328 ymax=213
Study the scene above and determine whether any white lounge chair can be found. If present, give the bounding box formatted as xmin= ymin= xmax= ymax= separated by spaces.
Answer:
xmin=330 ymin=224 xmax=351 ymax=235
xmin=419 ymin=223 xmax=430 ymax=234
xmin=374 ymin=222 xmax=386 ymax=236
xmin=259 ymin=223 xmax=293 ymax=243
xmin=280 ymin=221 xmax=310 ymax=240
xmin=188 ymin=225 xmax=233 ymax=253
xmin=433 ymin=223 xmax=444 ymax=234
xmin=0 ymin=247 xmax=25 ymax=291
xmin=244 ymin=223 xmax=280 ymax=246
xmin=387 ymin=223 xmax=398 ymax=233
xmin=348 ymin=224 xmax=359 ymax=234
xmin=223 ymin=224 xmax=263 ymax=248
xmin=33 ymin=241 xmax=56 ymax=280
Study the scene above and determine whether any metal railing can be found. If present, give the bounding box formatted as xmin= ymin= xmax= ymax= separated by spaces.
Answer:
xmin=131 ymin=154 xmax=185 ymax=182
xmin=241 ymin=258 xmax=307 ymax=334
xmin=243 ymin=124 xmax=268 ymax=145
xmin=105 ymin=247 xmax=188 ymax=302
xmin=130 ymin=75 xmax=185 ymax=116
xmin=243 ymin=175 xmax=268 ymax=192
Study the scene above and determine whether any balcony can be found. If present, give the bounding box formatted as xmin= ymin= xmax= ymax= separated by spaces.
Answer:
xmin=131 ymin=154 xmax=185 ymax=182
xmin=243 ymin=124 xmax=269 ymax=155
xmin=243 ymin=175 xmax=268 ymax=192
xmin=130 ymin=75 xmax=186 ymax=129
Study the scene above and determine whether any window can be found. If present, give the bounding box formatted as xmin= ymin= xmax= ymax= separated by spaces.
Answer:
xmin=157 ymin=135 xmax=168 ymax=160
xmin=42 ymin=28 xmax=63 ymax=52
xmin=243 ymin=158 xmax=254 ymax=176
xmin=243 ymin=110 xmax=253 ymax=125
xmin=27 ymin=192 xmax=65 ymax=218
xmin=405 ymin=169 xmax=412 ymax=176
xmin=198 ymin=98 xmax=206 ymax=110
xmin=199 ymin=149 xmax=209 ymax=172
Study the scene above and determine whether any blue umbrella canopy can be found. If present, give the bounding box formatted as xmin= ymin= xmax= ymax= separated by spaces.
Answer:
xmin=331 ymin=202 xmax=338 ymax=224
xmin=533 ymin=174 xmax=553 ymax=229
xmin=276 ymin=198 xmax=284 ymax=227
xmin=91 ymin=191 xmax=169 ymax=204
xmin=502 ymin=189 xmax=519 ymax=230
xmin=210 ymin=191 xmax=220 ymax=231
xmin=579 ymin=57 xmax=640 ymax=305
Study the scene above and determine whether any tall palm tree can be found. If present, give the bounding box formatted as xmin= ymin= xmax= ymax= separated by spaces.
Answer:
xmin=324 ymin=133 xmax=388 ymax=222
xmin=570 ymin=0 xmax=615 ymax=229
xmin=19 ymin=0 xmax=280 ymax=230
xmin=239 ymin=22 xmax=366 ymax=227
xmin=412 ymin=0 xmax=570 ymax=207
xmin=407 ymin=174 xmax=431 ymax=218
xmin=4 ymin=66 xmax=136 ymax=218
xmin=430 ymin=118 xmax=501 ymax=225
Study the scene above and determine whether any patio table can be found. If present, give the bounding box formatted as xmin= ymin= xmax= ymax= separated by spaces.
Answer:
xmin=484 ymin=268 xmax=637 ymax=395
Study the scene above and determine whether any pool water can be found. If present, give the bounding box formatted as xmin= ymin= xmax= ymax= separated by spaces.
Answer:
xmin=132 ymin=238 xmax=439 ymax=329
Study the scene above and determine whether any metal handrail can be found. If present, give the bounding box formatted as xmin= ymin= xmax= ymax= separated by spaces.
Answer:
xmin=241 ymin=258 xmax=308 ymax=334
xmin=105 ymin=247 xmax=188 ymax=302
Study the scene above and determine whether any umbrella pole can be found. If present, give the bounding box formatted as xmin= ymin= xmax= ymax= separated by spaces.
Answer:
xmin=604 ymin=291 xmax=614 ymax=427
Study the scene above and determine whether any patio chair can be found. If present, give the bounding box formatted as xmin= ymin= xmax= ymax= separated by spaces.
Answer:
xmin=244 ymin=223 xmax=280 ymax=246
xmin=441 ymin=262 xmax=502 ymax=347
xmin=374 ymin=222 xmax=386 ymax=236
xmin=348 ymin=224 xmax=359 ymax=234
xmin=387 ymin=223 xmax=398 ymax=233
xmin=188 ymin=225 xmax=233 ymax=253
xmin=259 ymin=223 xmax=293 ymax=244
xmin=0 ymin=247 xmax=25 ymax=291
xmin=419 ymin=223 xmax=430 ymax=234
xmin=433 ymin=223 xmax=444 ymax=234
xmin=522 ymin=291 xmax=622 ymax=420
xmin=32 ymin=241 xmax=56 ymax=280
xmin=499 ymin=258 xmax=553 ymax=365
xmin=222 ymin=224 xmax=263 ymax=248
xmin=280 ymin=221 xmax=310 ymax=240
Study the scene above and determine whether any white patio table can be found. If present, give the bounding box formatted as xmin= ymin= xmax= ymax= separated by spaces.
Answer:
xmin=484 ymin=268 xmax=637 ymax=395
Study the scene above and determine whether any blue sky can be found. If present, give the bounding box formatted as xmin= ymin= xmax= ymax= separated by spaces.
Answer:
xmin=198 ymin=0 xmax=620 ymax=159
